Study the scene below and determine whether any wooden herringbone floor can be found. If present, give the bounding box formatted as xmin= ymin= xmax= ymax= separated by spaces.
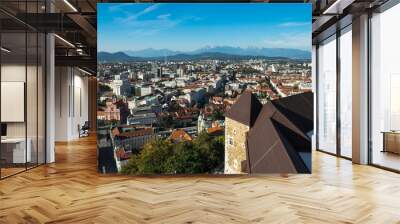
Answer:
xmin=1 ymin=135 xmax=400 ymax=224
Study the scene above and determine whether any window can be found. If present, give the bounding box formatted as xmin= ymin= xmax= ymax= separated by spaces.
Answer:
xmin=228 ymin=137 xmax=234 ymax=146
xmin=0 ymin=1 xmax=47 ymax=179
xmin=339 ymin=26 xmax=352 ymax=158
xmin=317 ymin=35 xmax=337 ymax=154
xmin=370 ymin=3 xmax=400 ymax=171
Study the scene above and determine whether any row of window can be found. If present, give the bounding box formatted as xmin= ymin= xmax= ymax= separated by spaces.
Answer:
xmin=316 ymin=2 xmax=400 ymax=172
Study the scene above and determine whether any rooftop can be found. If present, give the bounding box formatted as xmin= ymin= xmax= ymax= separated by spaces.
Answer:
xmin=245 ymin=92 xmax=313 ymax=174
xmin=224 ymin=91 xmax=263 ymax=127
xmin=117 ymin=128 xmax=154 ymax=138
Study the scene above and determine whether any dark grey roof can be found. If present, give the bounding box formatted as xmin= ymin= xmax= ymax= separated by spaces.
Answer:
xmin=245 ymin=92 xmax=313 ymax=174
xmin=271 ymin=92 xmax=313 ymax=135
xmin=224 ymin=91 xmax=263 ymax=127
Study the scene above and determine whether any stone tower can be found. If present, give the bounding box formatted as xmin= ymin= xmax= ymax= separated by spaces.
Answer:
xmin=224 ymin=91 xmax=262 ymax=174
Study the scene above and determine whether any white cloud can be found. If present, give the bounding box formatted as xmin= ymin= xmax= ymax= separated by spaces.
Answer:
xmin=157 ymin=14 xmax=171 ymax=20
xmin=123 ymin=16 xmax=182 ymax=37
xmin=118 ymin=4 xmax=161 ymax=23
xmin=108 ymin=3 xmax=135 ymax=12
xmin=262 ymin=33 xmax=311 ymax=50
xmin=278 ymin=22 xmax=310 ymax=27
xmin=112 ymin=4 xmax=178 ymax=37
xmin=112 ymin=5 xmax=200 ymax=38
xmin=129 ymin=28 xmax=161 ymax=37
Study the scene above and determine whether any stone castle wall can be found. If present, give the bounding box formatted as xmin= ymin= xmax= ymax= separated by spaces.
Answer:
xmin=224 ymin=117 xmax=249 ymax=174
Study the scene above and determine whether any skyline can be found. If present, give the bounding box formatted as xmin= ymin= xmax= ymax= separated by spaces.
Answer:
xmin=98 ymin=3 xmax=312 ymax=53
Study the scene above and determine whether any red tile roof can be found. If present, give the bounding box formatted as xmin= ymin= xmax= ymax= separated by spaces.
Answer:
xmin=207 ymin=126 xmax=224 ymax=136
xmin=170 ymin=129 xmax=193 ymax=142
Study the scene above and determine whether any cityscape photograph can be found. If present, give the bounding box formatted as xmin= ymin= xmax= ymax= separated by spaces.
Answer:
xmin=97 ymin=3 xmax=313 ymax=174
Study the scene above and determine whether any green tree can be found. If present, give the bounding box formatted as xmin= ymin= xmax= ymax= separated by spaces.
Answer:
xmin=211 ymin=109 xmax=224 ymax=120
xmin=98 ymin=83 xmax=112 ymax=93
xmin=136 ymin=139 xmax=174 ymax=174
xmin=195 ymin=132 xmax=224 ymax=172
xmin=120 ymin=133 xmax=225 ymax=175
xmin=120 ymin=139 xmax=174 ymax=175
xmin=165 ymin=141 xmax=205 ymax=174
xmin=120 ymin=155 xmax=139 ymax=175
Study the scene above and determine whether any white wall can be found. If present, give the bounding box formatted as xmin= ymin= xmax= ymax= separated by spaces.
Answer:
xmin=54 ymin=67 xmax=89 ymax=141
xmin=72 ymin=73 xmax=89 ymax=138
xmin=55 ymin=66 xmax=69 ymax=141
xmin=1 ymin=64 xmax=26 ymax=138
xmin=1 ymin=63 xmax=46 ymax=164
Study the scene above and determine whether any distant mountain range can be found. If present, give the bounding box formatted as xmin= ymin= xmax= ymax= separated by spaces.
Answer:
xmin=124 ymin=46 xmax=310 ymax=59
xmin=124 ymin=49 xmax=181 ymax=58
xmin=98 ymin=46 xmax=311 ymax=62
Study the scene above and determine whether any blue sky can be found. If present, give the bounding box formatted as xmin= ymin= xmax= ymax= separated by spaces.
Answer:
xmin=98 ymin=3 xmax=311 ymax=52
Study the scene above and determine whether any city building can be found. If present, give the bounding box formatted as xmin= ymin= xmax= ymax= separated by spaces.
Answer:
xmin=177 ymin=67 xmax=185 ymax=77
xmin=127 ymin=112 xmax=158 ymax=126
xmin=112 ymin=127 xmax=156 ymax=170
xmin=135 ymin=84 xmax=153 ymax=97
xmin=197 ymin=113 xmax=213 ymax=134
xmin=110 ymin=75 xmax=131 ymax=96
xmin=98 ymin=100 xmax=120 ymax=121
xmin=183 ymin=88 xmax=206 ymax=106
xmin=114 ymin=128 xmax=156 ymax=151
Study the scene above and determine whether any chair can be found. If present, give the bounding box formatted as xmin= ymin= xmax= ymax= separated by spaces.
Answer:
xmin=79 ymin=121 xmax=90 ymax=138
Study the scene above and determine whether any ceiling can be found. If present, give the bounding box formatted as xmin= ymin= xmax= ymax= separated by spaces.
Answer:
xmin=0 ymin=0 xmax=97 ymax=74
xmin=311 ymin=0 xmax=390 ymax=43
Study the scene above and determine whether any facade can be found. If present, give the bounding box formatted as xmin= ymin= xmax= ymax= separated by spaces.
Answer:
xmin=224 ymin=117 xmax=250 ymax=174
xmin=127 ymin=113 xmax=157 ymax=126
xmin=177 ymin=68 xmax=184 ymax=77
xmin=99 ymin=101 xmax=120 ymax=121
xmin=197 ymin=113 xmax=212 ymax=134
xmin=115 ymin=128 xmax=156 ymax=151
xmin=113 ymin=128 xmax=156 ymax=171
xmin=110 ymin=75 xmax=131 ymax=97
xmin=183 ymin=88 xmax=206 ymax=105
xmin=135 ymin=85 xmax=153 ymax=97
xmin=111 ymin=79 xmax=123 ymax=95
